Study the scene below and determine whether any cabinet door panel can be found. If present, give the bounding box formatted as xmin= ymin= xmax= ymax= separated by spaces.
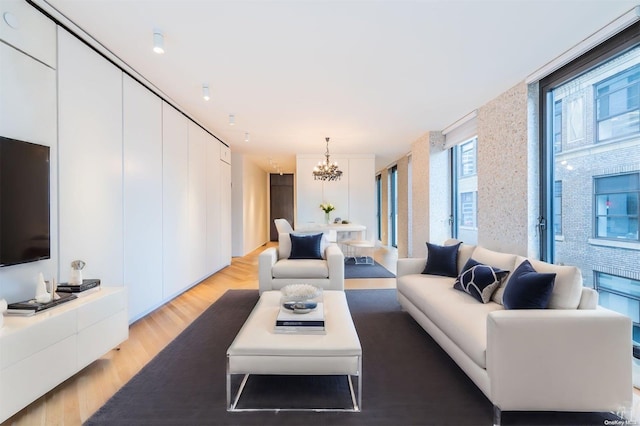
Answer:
xmin=123 ymin=75 xmax=163 ymax=320
xmin=188 ymin=123 xmax=208 ymax=283
xmin=206 ymin=139 xmax=221 ymax=271
xmin=219 ymin=160 xmax=232 ymax=267
xmin=58 ymin=28 xmax=123 ymax=287
xmin=162 ymin=103 xmax=190 ymax=298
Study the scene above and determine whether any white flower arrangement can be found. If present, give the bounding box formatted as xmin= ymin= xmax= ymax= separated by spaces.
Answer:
xmin=280 ymin=284 xmax=322 ymax=301
xmin=319 ymin=203 xmax=335 ymax=214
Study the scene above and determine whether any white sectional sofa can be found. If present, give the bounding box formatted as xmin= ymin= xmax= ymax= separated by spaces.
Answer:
xmin=396 ymin=239 xmax=633 ymax=425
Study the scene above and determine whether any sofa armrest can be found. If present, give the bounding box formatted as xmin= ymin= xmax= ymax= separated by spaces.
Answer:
xmin=487 ymin=307 xmax=632 ymax=413
xmin=258 ymin=247 xmax=278 ymax=294
xmin=397 ymin=258 xmax=426 ymax=277
xmin=325 ymin=244 xmax=345 ymax=291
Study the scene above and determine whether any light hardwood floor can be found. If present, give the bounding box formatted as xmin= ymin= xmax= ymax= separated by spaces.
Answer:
xmin=2 ymin=243 xmax=398 ymax=426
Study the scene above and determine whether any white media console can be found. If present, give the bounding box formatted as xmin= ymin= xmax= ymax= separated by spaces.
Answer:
xmin=0 ymin=287 xmax=128 ymax=422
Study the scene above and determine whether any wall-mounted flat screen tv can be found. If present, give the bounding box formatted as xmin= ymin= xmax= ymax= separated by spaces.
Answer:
xmin=0 ymin=136 xmax=51 ymax=266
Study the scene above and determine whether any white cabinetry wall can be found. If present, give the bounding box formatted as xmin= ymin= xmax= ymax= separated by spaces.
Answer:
xmin=123 ymin=75 xmax=163 ymax=319
xmin=57 ymin=28 xmax=124 ymax=289
xmin=162 ymin=103 xmax=190 ymax=300
xmin=57 ymin=28 xmax=231 ymax=321
xmin=219 ymin=161 xmax=232 ymax=264
xmin=0 ymin=2 xmax=231 ymax=420
xmin=206 ymin=138 xmax=221 ymax=270
xmin=188 ymin=123 xmax=209 ymax=284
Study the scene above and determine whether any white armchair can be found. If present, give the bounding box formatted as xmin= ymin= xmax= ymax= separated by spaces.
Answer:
xmin=259 ymin=232 xmax=344 ymax=294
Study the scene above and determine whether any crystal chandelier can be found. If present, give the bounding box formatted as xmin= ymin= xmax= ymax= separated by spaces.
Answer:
xmin=312 ymin=137 xmax=343 ymax=181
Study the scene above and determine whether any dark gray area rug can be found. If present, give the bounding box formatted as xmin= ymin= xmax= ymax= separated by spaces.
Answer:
xmin=344 ymin=258 xmax=395 ymax=278
xmin=86 ymin=289 xmax=621 ymax=426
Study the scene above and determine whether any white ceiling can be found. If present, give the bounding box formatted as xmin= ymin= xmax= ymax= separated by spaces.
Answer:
xmin=42 ymin=0 xmax=638 ymax=172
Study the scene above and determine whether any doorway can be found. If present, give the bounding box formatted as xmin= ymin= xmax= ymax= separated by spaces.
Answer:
xmin=270 ymin=173 xmax=294 ymax=241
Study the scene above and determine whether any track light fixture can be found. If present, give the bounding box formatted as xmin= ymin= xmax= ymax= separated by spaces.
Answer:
xmin=229 ymin=114 xmax=235 ymax=126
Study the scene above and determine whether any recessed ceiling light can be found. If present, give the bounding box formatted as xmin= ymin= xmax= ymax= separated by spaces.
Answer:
xmin=153 ymin=30 xmax=164 ymax=54
xmin=3 ymin=12 xmax=19 ymax=29
xmin=244 ymin=132 xmax=250 ymax=142
xmin=202 ymin=84 xmax=210 ymax=101
xmin=229 ymin=114 xmax=235 ymax=126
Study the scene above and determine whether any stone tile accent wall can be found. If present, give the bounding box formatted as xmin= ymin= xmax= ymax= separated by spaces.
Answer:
xmin=477 ymin=81 xmax=530 ymax=256
xmin=397 ymin=156 xmax=409 ymax=258
xmin=411 ymin=132 xmax=431 ymax=258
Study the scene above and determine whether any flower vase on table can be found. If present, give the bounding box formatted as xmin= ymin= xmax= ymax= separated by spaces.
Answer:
xmin=320 ymin=202 xmax=335 ymax=225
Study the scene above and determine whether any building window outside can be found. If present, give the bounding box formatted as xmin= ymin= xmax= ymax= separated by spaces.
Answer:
xmin=554 ymin=99 xmax=563 ymax=153
xmin=459 ymin=139 xmax=477 ymax=177
xmin=554 ymin=180 xmax=562 ymax=236
xmin=460 ymin=191 xmax=477 ymax=229
xmin=596 ymin=63 xmax=640 ymax=142
xmin=453 ymin=137 xmax=478 ymax=245
xmin=594 ymin=173 xmax=639 ymax=241
xmin=596 ymin=271 xmax=640 ymax=342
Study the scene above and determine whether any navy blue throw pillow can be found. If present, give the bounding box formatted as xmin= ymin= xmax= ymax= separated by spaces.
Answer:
xmin=454 ymin=258 xmax=509 ymax=303
xmin=503 ymin=260 xmax=556 ymax=309
xmin=422 ymin=242 xmax=461 ymax=278
xmin=289 ymin=233 xmax=323 ymax=260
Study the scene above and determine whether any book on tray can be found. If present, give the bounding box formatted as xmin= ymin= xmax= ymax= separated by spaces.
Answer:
xmin=274 ymin=302 xmax=325 ymax=334
xmin=56 ymin=278 xmax=101 ymax=293
xmin=6 ymin=292 xmax=77 ymax=316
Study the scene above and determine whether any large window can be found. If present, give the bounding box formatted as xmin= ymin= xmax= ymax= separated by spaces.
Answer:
xmin=594 ymin=173 xmax=639 ymax=241
xmin=540 ymin=23 xmax=640 ymax=349
xmin=452 ymin=137 xmax=478 ymax=244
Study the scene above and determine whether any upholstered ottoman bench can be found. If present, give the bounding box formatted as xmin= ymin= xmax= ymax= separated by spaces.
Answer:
xmin=226 ymin=290 xmax=362 ymax=411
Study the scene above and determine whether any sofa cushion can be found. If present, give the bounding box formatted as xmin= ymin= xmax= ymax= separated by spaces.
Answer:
xmin=422 ymin=242 xmax=461 ymax=277
xmin=517 ymin=256 xmax=583 ymax=309
xmin=471 ymin=246 xmax=518 ymax=305
xmin=444 ymin=238 xmax=476 ymax=274
xmin=453 ymin=258 xmax=509 ymax=303
xmin=279 ymin=233 xmax=329 ymax=260
xmin=272 ymin=259 xmax=329 ymax=279
xmin=503 ymin=260 xmax=555 ymax=309
xmin=397 ymin=273 xmax=503 ymax=368
xmin=289 ymin=233 xmax=323 ymax=259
